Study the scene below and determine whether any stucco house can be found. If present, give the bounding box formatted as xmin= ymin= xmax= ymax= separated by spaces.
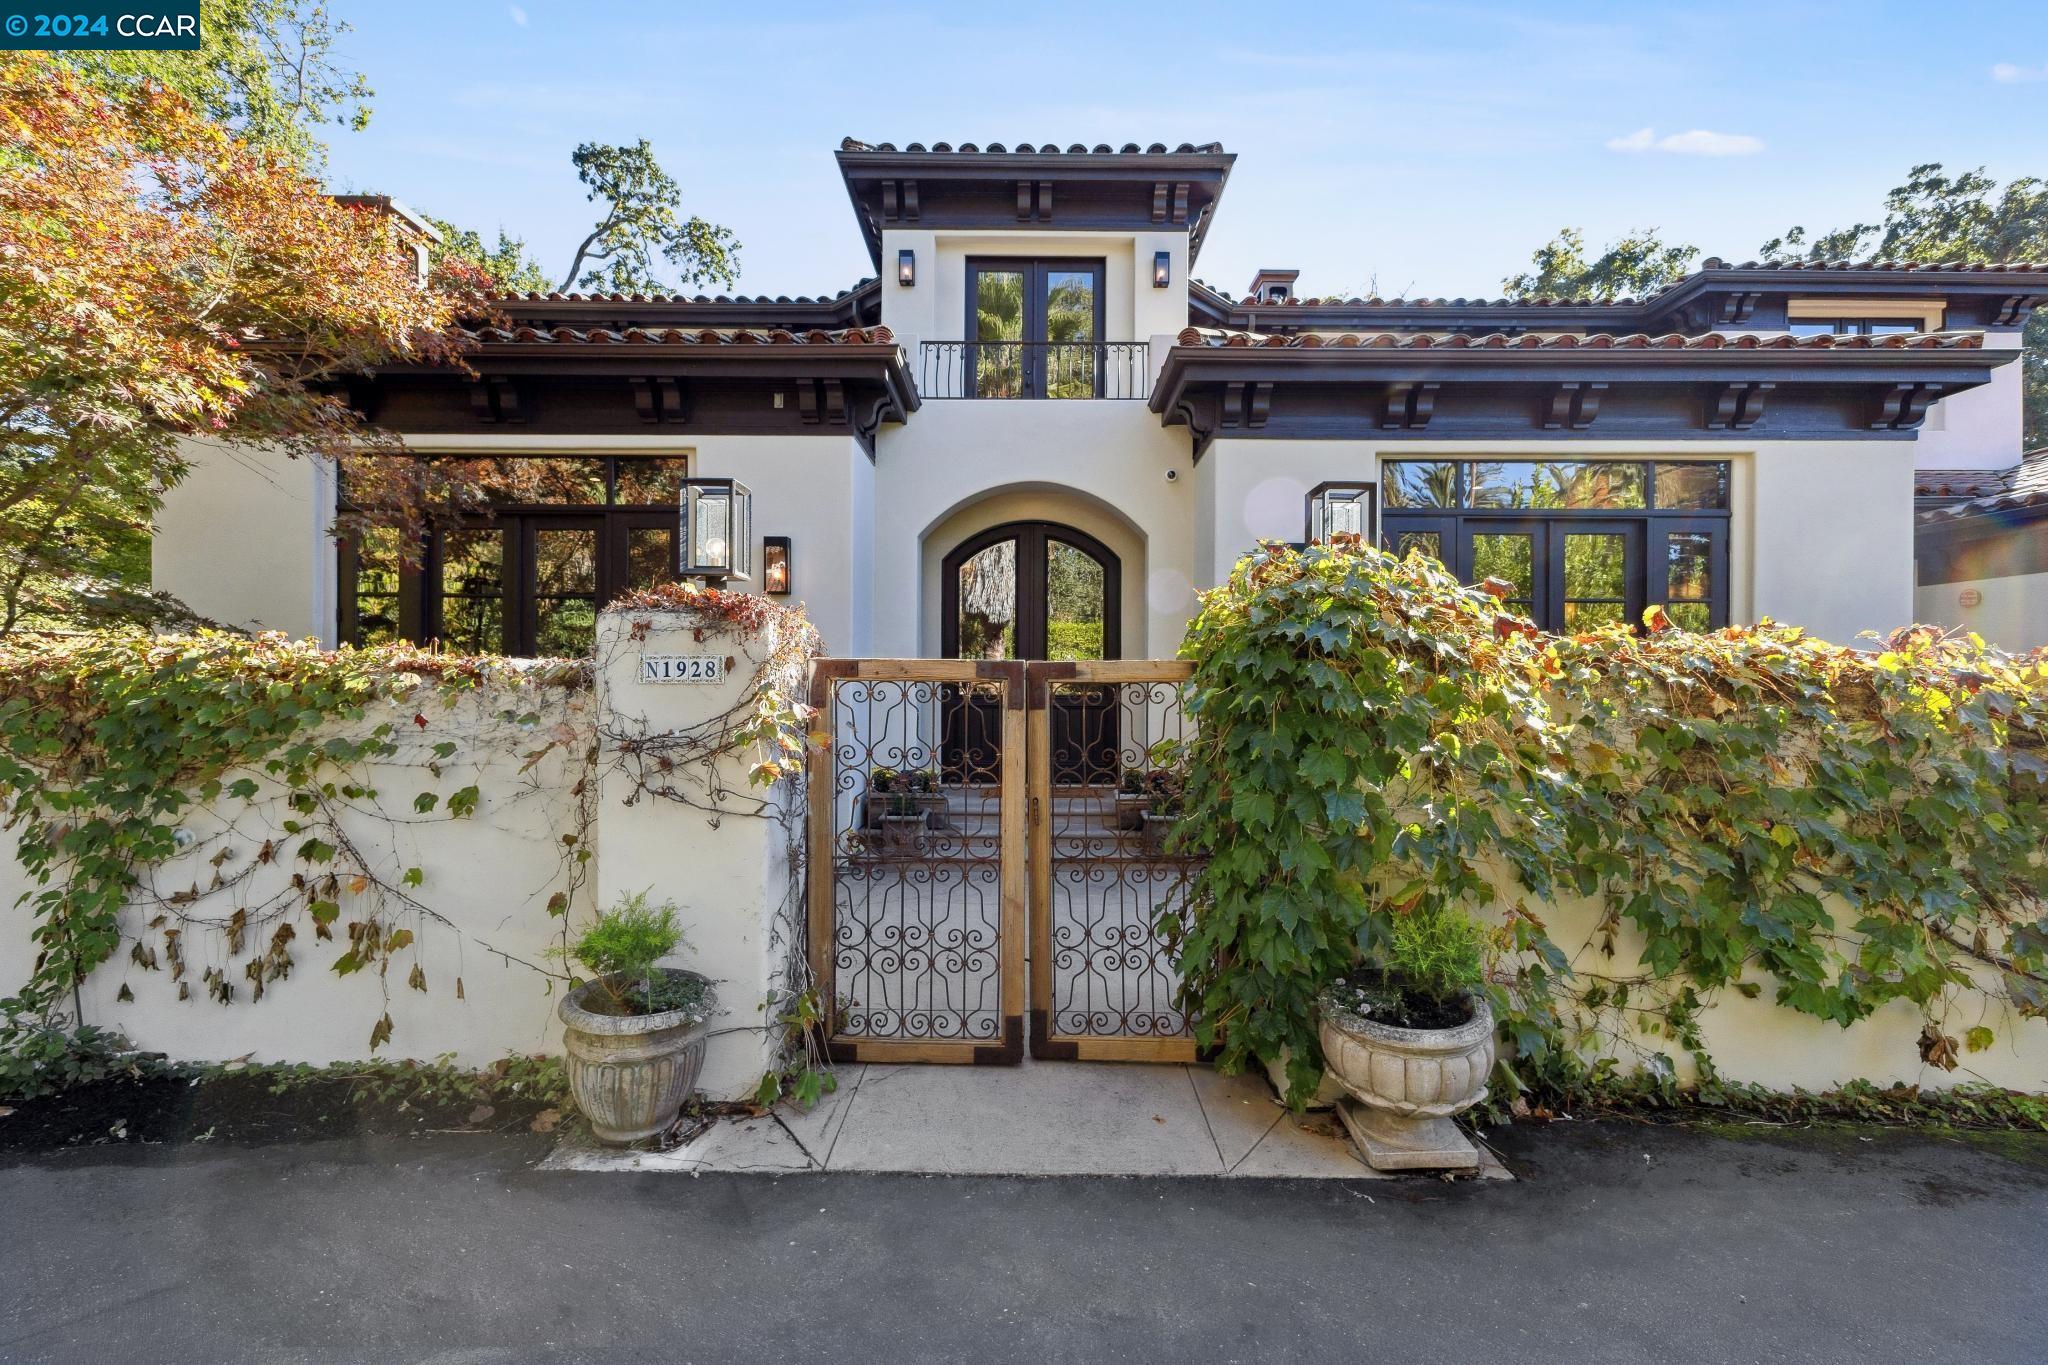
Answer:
xmin=154 ymin=138 xmax=2046 ymax=660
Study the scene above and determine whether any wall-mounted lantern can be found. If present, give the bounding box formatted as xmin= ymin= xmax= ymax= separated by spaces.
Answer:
xmin=898 ymin=248 xmax=916 ymax=287
xmin=678 ymin=478 xmax=753 ymax=582
xmin=1153 ymin=251 xmax=1172 ymax=288
xmin=1304 ymin=481 xmax=1377 ymax=544
xmin=762 ymin=536 xmax=792 ymax=595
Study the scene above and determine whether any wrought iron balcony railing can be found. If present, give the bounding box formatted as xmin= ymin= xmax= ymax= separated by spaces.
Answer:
xmin=917 ymin=341 xmax=1152 ymax=400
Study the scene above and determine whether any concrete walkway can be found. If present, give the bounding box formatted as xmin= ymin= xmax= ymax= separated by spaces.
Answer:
xmin=542 ymin=1059 xmax=1511 ymax=1178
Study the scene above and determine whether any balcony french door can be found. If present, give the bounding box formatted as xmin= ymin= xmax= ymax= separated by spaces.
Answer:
xmin=966 ymin=258 xmax=1106 ymax=398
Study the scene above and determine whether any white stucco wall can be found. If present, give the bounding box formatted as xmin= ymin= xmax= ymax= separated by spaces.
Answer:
xmin=1915 ymin=572 xmax=2048 ymax=652
xmin=879 ymin=227 xmax=1189 ymax=354
xmin=1909 ymin=342 xmax=2027 ymax=470
xmin=0 ymin=680 xmax=597 ymax=1067
xmin=1196 ymin=437 xmax=1918 ymax=645
xmin=155 ymin=438 xmax=336 ymax=643
xmin=871 ymin=400 xmax=1196 ymax=658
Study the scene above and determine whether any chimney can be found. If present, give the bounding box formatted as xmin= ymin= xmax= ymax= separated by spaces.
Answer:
xmin=330 ymin=194 xmax=441 ymax=286
xmin=1246 ymin=268 xmax=1300 ymax=304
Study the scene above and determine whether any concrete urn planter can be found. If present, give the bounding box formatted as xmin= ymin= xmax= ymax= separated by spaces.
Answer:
xmin=558 ymin=969 xmax=714 ymax=1145
xmin=1317 ymin=986 xmax=1495 ymax=1172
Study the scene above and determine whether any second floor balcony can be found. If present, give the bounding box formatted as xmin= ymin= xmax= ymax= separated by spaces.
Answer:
xmin=918 ymin=340 xmax=1152 ymax=400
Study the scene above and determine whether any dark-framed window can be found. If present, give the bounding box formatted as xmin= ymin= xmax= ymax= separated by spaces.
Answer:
xmin=965 ymin=257 xmax=1106 ymax=398
xmin=1381 ymin=459 xmax=1731 ymax=632
xmin=339 ymin=454 xmax=689 ymax=656
xmin=1787 ymin=317 xmax=1926 ymax=337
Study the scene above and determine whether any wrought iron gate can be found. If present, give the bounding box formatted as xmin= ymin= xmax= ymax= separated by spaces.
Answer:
xmin=806 ymin=660 xmax=1026 ymax=1062
xmin=806 ymin=659 xmax=1197 ymax=1066
xmin=1026 ymin=662 xmax=1198 ymax=1061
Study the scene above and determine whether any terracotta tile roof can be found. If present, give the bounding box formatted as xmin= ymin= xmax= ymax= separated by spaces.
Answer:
xmin=1174 ymin=327 xmax=1987 ymax=351
xmin=840 ymin=138 xmax=1225 ymax=155
xmin=1195 ymin=281 xmax=1651 ymax=308
xmin=459 ymin=324 xmax=895 ymax=346
xmin=1196 ymin=260 xmax=2048 ymax=312
xmin=491 ymin=280 xmax=876 ymax=307
xmin=1919 ymin=449 xmax=2048 ymax=522
xmin=1697 ymin=256 xmax=2048 ymax=274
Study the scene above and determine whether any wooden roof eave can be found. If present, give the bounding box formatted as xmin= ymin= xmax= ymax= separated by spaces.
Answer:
xmin=1148 ymin=342 xmax=2014 ymax=421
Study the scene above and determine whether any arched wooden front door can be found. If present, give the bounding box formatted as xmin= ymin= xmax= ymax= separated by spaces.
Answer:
xmin=941 ymin=521 xmax=1120 ymax=663
xmin=940 ymin=522 xmax=1121 ymax=784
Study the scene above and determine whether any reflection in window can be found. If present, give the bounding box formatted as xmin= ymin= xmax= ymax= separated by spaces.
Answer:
xmin=350 ymin=527 xmax=404 ymax=646
xmin=465 ymin=457 xmax=609 ymax=505
xmin=532 ymin=528 xmax=599 ymax=657
xmin=1384 ymin=462 xmax=1459 ymax=508
xmin=957 ymin=538 xmax=1017 ymax=660
xmin=627 ymin=526 xmax=673 ymax=590
xmin=613 ymin=458 xmax=690 ymax=504
xmin=1043 ymin=270 xmax=1099 ymax=399
xmin=974 ymin=270 xmax=1026 ymax=399
xmin=1563 ymin=532 xmax=1628 ymax=629
xmin=1393 ymin=531 xmax=1442 ymax=562
xmin=1471 ymin=533 xmax=1534 ymax=616
xmin=1469 ymin=461 xmax=1644 ymax=510
xmin=439 ymin=529 xmax=504 ymax=654
xmin=1045 ymin=539 xmax=1106 ymax=661
xmin=1653 ymin=463 xmax=1730 ymax=510
xmin=1665 ymin=531 xmax=1714 ymax=630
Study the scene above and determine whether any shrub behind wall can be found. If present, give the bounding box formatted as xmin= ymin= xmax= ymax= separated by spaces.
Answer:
xmin=1173 ymin=539 xmax=2048 ymax=1107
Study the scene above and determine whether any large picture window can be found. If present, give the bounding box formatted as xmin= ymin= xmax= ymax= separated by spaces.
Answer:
xmin=339 ymin=454 xmax=689 ymax=656
xmin=1381 ymin=459 xmax=1731 ymax=632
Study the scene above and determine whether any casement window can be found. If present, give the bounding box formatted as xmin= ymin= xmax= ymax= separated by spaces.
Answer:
xmin=1787 ymin=317 xmax=1925 ymax=338
xmin=1381 ymin=460 xmax=1731 ymax=632
xmin=1784 ymin=298 xmax=1944 ymax=338
xmin=339 ymin=454 xmax=689 ymax=656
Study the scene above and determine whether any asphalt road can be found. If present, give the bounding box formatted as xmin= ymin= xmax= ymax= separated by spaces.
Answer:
xmin=0 ymin=1120 xmax=2042 ymax=1364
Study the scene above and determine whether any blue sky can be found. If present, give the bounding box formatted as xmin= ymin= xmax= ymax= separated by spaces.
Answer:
xmin=321 ymin=1 xmax=2048 ymax=300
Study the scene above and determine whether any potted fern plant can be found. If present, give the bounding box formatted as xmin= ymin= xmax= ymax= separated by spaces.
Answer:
xmin=556 ymin=892 xmax=716 ymax=1145
xmin=1317 ymin=903 xmax=1496 ymax=1171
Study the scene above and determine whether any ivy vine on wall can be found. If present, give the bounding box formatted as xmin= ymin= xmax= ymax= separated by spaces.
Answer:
xmin=1172 ymin=539 xmax=2048 ymax=1108
xmin=0 ymin=630 xmax=593 ymax=1065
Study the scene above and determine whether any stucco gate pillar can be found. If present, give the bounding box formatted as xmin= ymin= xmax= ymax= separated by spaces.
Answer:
xmin=590 ymin=601 xmax=815 ymax=1102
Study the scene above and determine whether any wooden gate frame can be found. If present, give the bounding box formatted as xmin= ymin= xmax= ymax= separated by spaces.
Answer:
xmin=806 ymin=659 xmax=1027 ymax=1064
xmin=1026 ymin=660 xmax=1199 ymax=1062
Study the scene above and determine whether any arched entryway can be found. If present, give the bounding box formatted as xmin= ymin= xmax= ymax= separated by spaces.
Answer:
xmin=940 ymin=520 xmax=1121 ymax=662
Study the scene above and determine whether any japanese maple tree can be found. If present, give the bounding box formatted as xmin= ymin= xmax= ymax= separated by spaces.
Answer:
xmin=0 ymin=52 xmax=481 ymax=632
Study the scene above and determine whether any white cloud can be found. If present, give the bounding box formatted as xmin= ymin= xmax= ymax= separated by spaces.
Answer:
xmin=508 ymin=4 xmax=528 ymax=26
xmin=1992 ymin=61 xmax=2048 ymax=83
xmin=1608 ymin=127 xmax=1762 ymax=157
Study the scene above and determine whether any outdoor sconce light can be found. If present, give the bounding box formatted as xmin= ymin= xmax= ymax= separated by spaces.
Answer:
xmin=677 ymin=478 xmax=753 ymax=582
xmin=1153 ymin=251 xmax=1172 ymax=288
xmin=1304 ymin=481 xmax=1377 ymax=545
xmin=898 ymin=248 xmax=916 ymax=286
xmin=762 ymin=536 xmax=791 ymax=595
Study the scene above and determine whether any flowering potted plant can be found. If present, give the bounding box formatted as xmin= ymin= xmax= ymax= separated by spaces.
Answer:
xmin=1317 ymin=903 xmax=1495 ymax=1171
xmin=556 ymin=892 xmax=715 ymax=1145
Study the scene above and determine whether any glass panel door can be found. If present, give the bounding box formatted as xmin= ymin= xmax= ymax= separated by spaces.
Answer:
xmin=1653 ymin=519 xmax=1727 ymax=631
xmin=1042 ymin=268 xmax=1099 ymax=398
xmin=955 ymin=537 xmax=1020 ymax=660
xmin=1463 ymin=521 xmax=1545 ymax=622
xmin=1556 ymin=524 xmax=1642 ymax=630
xmin=528 ymin=519 xmax=602 ymax=657
xmin=435 ymin=527 xmax=506 ymax=654
xmin=1045 ymin=537 xmax=1107 ymax=661
xmin=970 ymin=264 xmax=1026 ymax=398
